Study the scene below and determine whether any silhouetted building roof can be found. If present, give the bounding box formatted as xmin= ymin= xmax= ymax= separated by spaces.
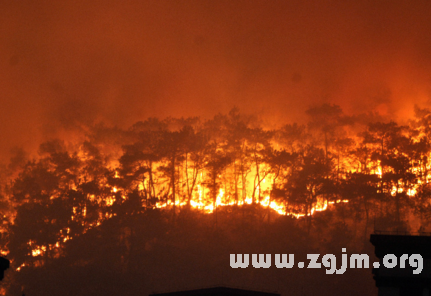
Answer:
xmin=371 ymin=233 xmax=431 ymax=258
xmin=149 ymin=287 xmax=280 ymax=296
xmin=370 ymin=233 xmax=431 ymax=296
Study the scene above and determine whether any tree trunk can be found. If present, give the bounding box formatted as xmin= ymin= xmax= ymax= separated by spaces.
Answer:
xmin=171 ymin=153 xmax=176 ymax=222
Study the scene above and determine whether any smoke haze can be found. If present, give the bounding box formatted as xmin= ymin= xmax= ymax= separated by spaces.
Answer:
xmin=1 ymin=0 xmax=431 ymax=158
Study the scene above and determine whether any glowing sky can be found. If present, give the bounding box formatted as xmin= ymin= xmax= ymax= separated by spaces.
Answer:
xmin=1 ymin=0 xmax=431 ymax=158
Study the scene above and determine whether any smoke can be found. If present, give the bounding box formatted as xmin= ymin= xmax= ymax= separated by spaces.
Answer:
xmin=1 ymin=0 xmax=431 ymax=159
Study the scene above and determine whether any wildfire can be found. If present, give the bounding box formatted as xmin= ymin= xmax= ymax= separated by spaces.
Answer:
xmin=152 ymin=179 xmax=345 ymax=218
xmin=19 ymin=153 xmax=359 ymax=266
xmin=10 ymin=106 xmax=431 ymax=275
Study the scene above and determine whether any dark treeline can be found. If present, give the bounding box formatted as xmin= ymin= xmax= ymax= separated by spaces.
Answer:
xmin=1 ymin=104 xmax=431 ymax=295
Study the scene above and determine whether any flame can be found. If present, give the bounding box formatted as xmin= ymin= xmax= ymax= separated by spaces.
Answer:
xmin=16 ymin=263 xmax=26 ymax=271
xmin=8 ymin=108 xmax=431 ymax=280
xmin=21 ymin=120 xmax=431 ymax=265
xmin=22 ymin=159 xmax=360 ymax=261
xmin=106 ymin=196 xmax=115 ymax=206
xmin=31 ymin=246 xmax=45 ymax=257
xmin=407 ymin=188 xmax=416 ymax=196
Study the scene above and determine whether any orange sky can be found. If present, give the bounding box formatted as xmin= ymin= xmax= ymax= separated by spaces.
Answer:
xmin=1 ymin=0 xmax=431 ymax=159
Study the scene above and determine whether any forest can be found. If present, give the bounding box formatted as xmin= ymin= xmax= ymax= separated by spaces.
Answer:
xmin=1 ymin=104 xmax=431 ymax=296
